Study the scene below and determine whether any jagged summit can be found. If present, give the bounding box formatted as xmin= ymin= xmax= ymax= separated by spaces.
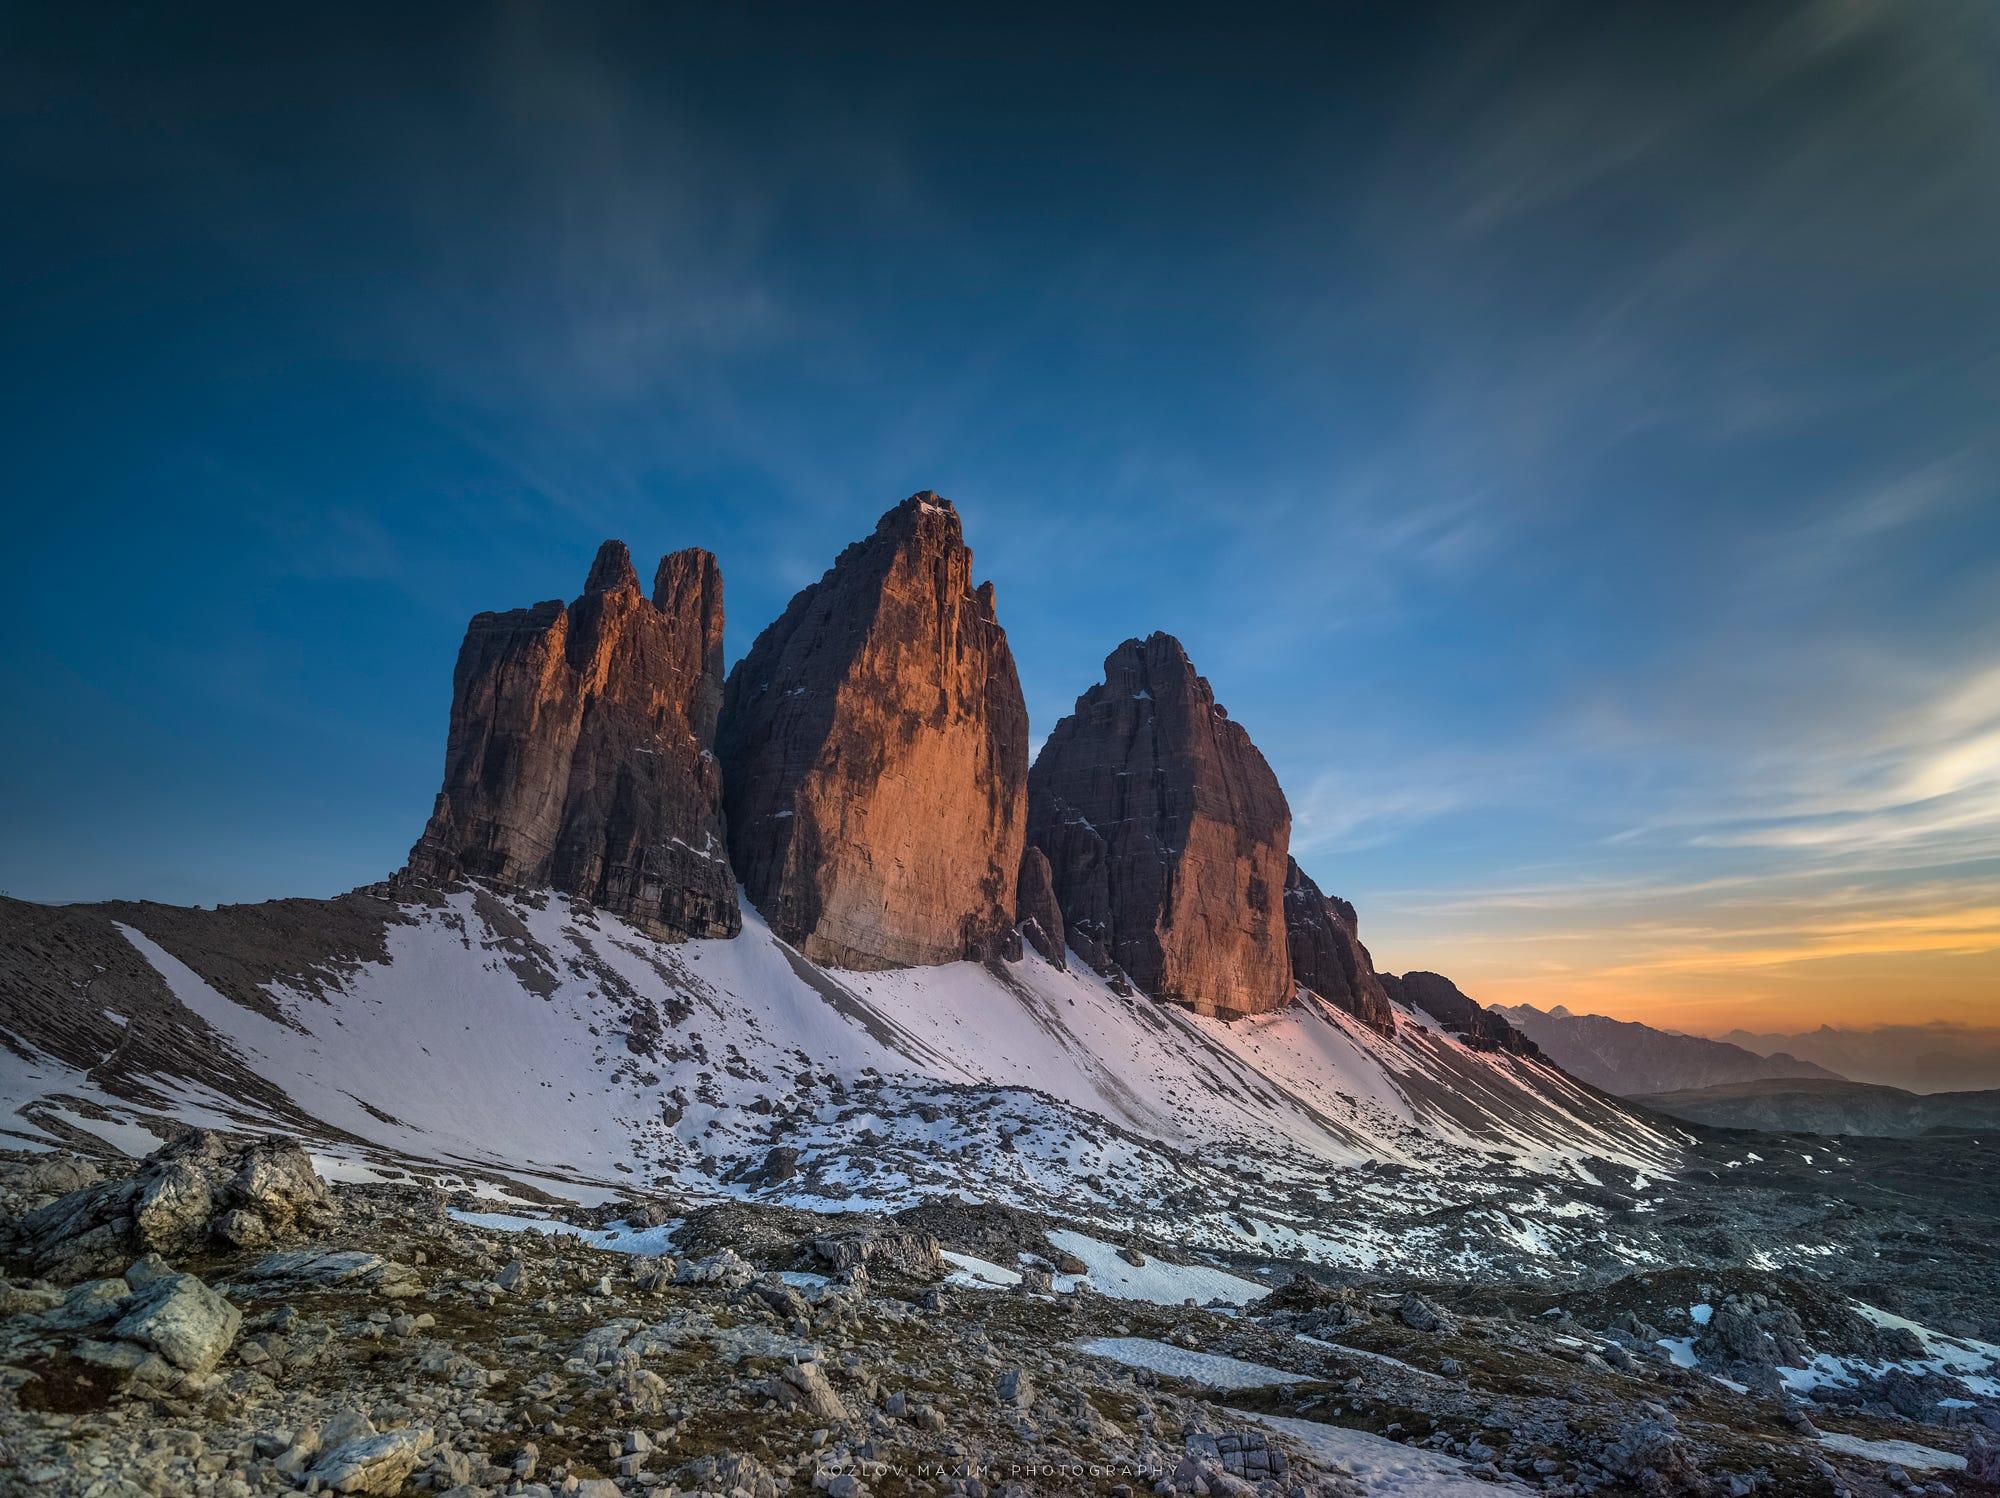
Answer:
xmin=1383 ymin=970 xmax=1539 ymax=1057
xmin=403 ymin=539 xmax=738 ymax=941
xmin=717 ymin=493 xmax=1029 ymax=969
xmin=1028 ymin=632 xmax=1293 ymax=1017
xmin=397 ymin=503 xmax=1529 ymax=1064
xmin=1283 ymin=857 xmax=1397 ymax=1034
xmin=582 ymin=537 xmax=641 ymax=594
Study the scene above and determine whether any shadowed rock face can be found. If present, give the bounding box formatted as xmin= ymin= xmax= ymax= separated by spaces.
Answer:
xmin=404 ymin=541 xmax=739 ymax=941
xmin=1381 ymin=970 xmax=1539 ymax=1057
xmin=1283 ymin=858 xmax=1396 ymax=1034
xmin=1028 ymin=633 xmax=1292 ymax=1017
xmin=1015 ymin=846 xmax=1066 ymax=970
xmin=717 ymin=494 xmax=1029 ymax=969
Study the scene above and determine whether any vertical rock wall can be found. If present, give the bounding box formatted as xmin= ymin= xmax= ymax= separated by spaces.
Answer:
xmin=717 ymin=495 xmax=1029 ymax=969
xmin=1027 ymin=634 xmax=1293 ymax=1017
xmin=405 ymin=541 xmax=739 ymax=940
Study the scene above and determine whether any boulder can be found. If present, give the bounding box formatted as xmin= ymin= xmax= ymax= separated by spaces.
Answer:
xmin=9 ymin=1132 xmax=334 ymax=1280
xmin=1282 ymin=858 xmax=1396 ymax=1034
xmin=36 ymin=1277 xmax=131 ymax=1330
xmin=718 ymin=494 xmax=1030 ymax=968
xmin=309 ymin=1428 xmax=433 ymax=1496
xmin=1185 ymin=1430 xmax=1289 ymax=1483
xmin=777 ymin=1358 xmax=849 ymax=1421
xmin=1028 ymin=633 xmax=1292 ymax=1016
xmin=996 ymin=1366 xmax=1036 ymax=1408
xmin=1396 ymin=1291 xmax=1457 ymax=1335
xmin=809 ymin=1225 xmax=943 ymax=1281
xmin=111 ymin=1271 xmax=241 ymax=1373
xmin=405 ymin=541 xmax=739 ymax=941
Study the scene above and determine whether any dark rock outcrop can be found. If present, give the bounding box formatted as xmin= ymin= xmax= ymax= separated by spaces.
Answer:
xmin=1283 ymin=858 xmax=1396 ymax=1034
xmin=1015 ymin=846 xmax=1067 ymax=969
xmin=1027 ymin=633 xmax=1292 ymax=1017
xmin=404 ymin=541 xmax=739 ymax=941
xmin=717 ymin=494 xmax=1029 ymax=969
xmin=8 ymin=1132 xmax=335 ymax=1281
xmin=1381 ymin=970 xmax=1539 ymax=1056
xmin=809 ymin=1224 xmax=944 ymax=1281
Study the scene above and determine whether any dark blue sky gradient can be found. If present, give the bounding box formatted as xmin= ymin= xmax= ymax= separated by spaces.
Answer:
xmin=4 ymin=3 xmax=1997 ymax=1029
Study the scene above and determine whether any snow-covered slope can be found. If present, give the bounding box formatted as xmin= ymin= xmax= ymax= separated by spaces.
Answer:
xmin=0 ymin=886 xmax=1680 ymax=1272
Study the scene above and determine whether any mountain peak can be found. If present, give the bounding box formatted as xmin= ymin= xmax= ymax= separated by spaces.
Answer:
xmin=1028 ymin=634 xmax=1291 ymax=1016
xmin=1283 ymin=858 xmax=1396 ymax=1033
xmin=583 ymin=538 xmax=642 ymax=595
xmin=876 ymin=490 xmax=963 ymax=542
xmin=717 ymin=496 xmax=1028 ymax=968
xmin=403 ymin=541 xmax=737 ymax=940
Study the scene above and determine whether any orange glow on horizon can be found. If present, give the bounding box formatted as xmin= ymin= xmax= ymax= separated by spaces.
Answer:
xmin=1365 ymin=888 xmax=2000 ymax=1036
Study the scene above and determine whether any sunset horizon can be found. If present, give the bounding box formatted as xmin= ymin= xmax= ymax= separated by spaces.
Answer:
xmin=5 ymin=6 xmax=1999 ymax=1488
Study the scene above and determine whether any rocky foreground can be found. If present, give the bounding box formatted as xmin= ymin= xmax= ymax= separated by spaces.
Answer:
xmin=4 ymin=1133 xmax=1998 ymax=1497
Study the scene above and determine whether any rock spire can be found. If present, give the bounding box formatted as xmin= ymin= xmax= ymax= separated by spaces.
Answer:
xmin=1027 ymin=633 xmax=1292 ymax=1017
xmin=404 ymin=541 xmax=738 ymax=940
xmin=717 ymin=494 xmax=1030 ymax=968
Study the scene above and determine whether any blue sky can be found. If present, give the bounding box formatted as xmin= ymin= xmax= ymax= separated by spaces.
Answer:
xmin=3 ymin=2 xmax=1997 ymax=1031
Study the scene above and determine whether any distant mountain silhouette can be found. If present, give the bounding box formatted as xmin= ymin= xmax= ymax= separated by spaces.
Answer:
xmin=1718 ymin=1023 xmax=2000 ymax=1094
xmin=1496 ymin=1003 xmax=1841 ymax=1097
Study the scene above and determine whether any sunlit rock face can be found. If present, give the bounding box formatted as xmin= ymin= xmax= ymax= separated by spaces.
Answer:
xmin=1283 ymin=858 xmax=1397 ymax=1034
xmin=717 ymin=494 xmax=1030 ymax=969
xmin=1028 ymin=633 xmax=1293 ymax=1017
xmin=405 ymin=540 xmax=739 ymax=940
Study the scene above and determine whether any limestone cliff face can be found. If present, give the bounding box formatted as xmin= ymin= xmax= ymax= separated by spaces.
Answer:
xmin=404 ymin=541 xmax=739 ymax=940
xmin=716 ymin=494 xmax=1029 ymax=969
xmin=1027 ymin=633 xmax=1293 ymax=1017
xmin=1283 ymin=858 xmax=1396 ymax=1034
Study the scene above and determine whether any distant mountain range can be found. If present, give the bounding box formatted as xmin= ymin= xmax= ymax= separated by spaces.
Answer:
xmin=1496 ymin=1001 xmax=2000 ymax=1136
xmin=1716 ymin=1023 xmax=2000 ymax=1094
xmin=1494 ymin=1002 xmax=1840 ymax=1096
xmin=1631 ymin=1078 xmax=2000 ymax=1138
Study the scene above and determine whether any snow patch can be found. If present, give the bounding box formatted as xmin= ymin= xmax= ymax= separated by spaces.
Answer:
xmin=1244 ymin=1412 xmax=1527 ymax=1494
xmin=447 ymin=1209 xmax=682 ymax=1257
xmin=1076 ymin=1337 xmax=1310 ymax=1390
xmin=1816 ymin=1433 xmax=1966 ymax=1473
xmin=941 ymin=1251 xmax=1021 ymax=1290
xmin=1046 ymin=1229 xmax=1268 ymax=1306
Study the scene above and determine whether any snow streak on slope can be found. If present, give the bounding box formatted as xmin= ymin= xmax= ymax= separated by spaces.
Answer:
xmin=0 ymin=887 xmax=1679 ymax=1273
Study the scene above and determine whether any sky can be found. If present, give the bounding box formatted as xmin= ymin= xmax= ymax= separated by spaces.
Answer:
xmin=3 ymin=2 xmax=1997 ymax=1037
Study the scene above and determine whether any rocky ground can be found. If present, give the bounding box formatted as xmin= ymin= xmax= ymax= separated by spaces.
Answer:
xmin=1 ymin=1131 xmax=1997 ymax=1497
